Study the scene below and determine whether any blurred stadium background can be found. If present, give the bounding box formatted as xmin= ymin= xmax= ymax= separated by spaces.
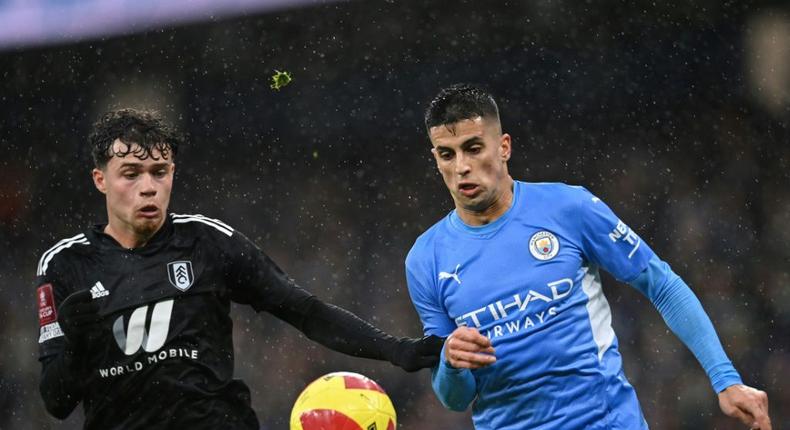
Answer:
xmin=1 ymin=0 xmax=788 ymax=428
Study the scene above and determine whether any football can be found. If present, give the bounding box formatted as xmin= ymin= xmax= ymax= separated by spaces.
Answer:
xmin=290 ymin=372 xmax=397 ymax=430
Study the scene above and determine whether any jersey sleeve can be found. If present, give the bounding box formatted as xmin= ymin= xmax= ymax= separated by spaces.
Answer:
xmin=405 ymin=245 xmax=457 ymax=338
xmin=577 ymin=188 xmax=656 ymax=282
xmin=222 ymin=230 xmax=314 ymax=312
xmin=630 ymin=255 xmax=742 ymax=392
xmin=221 ymin=230 xmax=428 ymax=369
xmin=35 ymin=256 xmax=73 ymax=360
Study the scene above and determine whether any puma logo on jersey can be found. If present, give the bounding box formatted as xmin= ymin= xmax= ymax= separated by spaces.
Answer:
xmin=90 ymin=281 xmax=109 ymax=299
xmin=439 ymin=264 xmax=462 ymax=285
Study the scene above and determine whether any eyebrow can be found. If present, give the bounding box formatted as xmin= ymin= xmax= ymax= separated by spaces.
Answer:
xmin=436 ymin=136 xmax=484 ymax=151
xmin=460 ymin=136 xmax=484 ymax=148
xmin=119 ymin=162 xmax=171 ymax=169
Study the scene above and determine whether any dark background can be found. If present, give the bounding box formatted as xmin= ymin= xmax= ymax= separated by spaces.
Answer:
xmin=1 ymin=0 xmax=788 ymax=428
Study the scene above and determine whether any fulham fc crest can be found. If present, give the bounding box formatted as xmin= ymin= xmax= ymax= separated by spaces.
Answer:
xmin=167 ymin=261 xmax=195 ymax=291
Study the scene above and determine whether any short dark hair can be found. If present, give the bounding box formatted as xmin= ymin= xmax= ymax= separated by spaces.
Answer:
xmin=89 ymin=108 xmax=183 ymax=168
xmin=424 ymin=83 xmax=500 ymax=129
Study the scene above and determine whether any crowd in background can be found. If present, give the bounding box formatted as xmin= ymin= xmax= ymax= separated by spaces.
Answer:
xmin=0 ymin=1 xmax=787 ymax=428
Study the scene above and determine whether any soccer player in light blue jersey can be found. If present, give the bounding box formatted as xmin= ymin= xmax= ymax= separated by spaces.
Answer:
xmin=405 ymin=84 xmax=772 ymax=429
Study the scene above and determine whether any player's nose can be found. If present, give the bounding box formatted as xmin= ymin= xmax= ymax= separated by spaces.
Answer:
xmin=139 ymin=173 xmax=157 ymax=196
xmin=454 ymin=154 xmax=471 ymax=175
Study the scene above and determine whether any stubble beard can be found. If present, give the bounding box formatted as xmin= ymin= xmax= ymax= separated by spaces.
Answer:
xmin=132 ymin=215 xmax=162 ymax=240
xmin=455 ymin=189 xmax=494 ymax=213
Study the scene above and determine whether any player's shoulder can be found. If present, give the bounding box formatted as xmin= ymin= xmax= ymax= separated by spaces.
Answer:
xmin=410 ymin=215 xmax=447 ymax=248
xmin=406 ymin=214 xmax=449 ymax=268
xmin=522 ymin=181 xmax=592 ymax=200
xmin=517 ymin=181 xmax=605 ymax=226
xmin=36 ymin=231 xmax=93 ymax=277
xmin=521 ymin=181 xmax=598 ymax=209
xmin=169 ymin=213 xmax=236 ymax=239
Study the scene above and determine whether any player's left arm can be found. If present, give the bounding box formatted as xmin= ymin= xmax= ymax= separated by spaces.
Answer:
xmin=272 ymin=297 xmax=444 ymax=372
xmin=629 ymin=257 xmax=771 ymax=429
xmin=577 ymin=188 xmax=771 ymax=429
xmin=222 ymin=230 xmax=443 ymax=372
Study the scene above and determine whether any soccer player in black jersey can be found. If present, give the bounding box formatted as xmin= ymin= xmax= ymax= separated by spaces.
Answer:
xmin=36 ymin=109 xmax=443 ymax=429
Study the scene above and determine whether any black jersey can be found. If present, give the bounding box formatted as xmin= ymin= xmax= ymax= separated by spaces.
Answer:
xmin=36 ymin=213 xmax=313 ymax=429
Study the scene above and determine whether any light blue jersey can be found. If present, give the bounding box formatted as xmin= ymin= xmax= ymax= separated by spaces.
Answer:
xmin=406 ymin=181 xmax=656 ymax=429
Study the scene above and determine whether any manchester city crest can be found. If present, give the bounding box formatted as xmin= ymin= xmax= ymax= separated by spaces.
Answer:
xmin=167 ymin=261 xmax=195 ymax=291
xmin=529 ymin=231 xmax=560 ymax=260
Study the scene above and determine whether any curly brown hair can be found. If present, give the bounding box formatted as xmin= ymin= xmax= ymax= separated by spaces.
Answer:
xmin=88 ymin=108 xmax=184 ymax=168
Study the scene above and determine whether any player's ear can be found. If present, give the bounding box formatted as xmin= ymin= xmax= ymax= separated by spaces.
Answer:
xmin=499 ymin=133 xmax=512 ymax=162
xmin=92 ymin=168 xmax=107 ymax=194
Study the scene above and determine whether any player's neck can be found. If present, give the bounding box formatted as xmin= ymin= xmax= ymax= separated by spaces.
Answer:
xmin=103 ymin=219 xmax=162 ymax=250
xmin=455 ymin=178 xmax=514 ymax=226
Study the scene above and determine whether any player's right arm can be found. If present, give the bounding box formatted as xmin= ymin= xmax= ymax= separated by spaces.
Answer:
xmin=405 ymin=247 xmax=487 ymax=411
xmin=36 ymin=251 xmax=99 ymax=419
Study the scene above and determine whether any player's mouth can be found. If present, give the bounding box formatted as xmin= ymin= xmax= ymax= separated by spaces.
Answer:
xmin=458 ymin=182 xmax=480 ymax=197
xmin=137 ymin=205 xmax=160 ymax=219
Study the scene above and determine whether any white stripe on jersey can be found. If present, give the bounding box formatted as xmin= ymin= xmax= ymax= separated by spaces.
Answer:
xmin=581 ymin=266 xmax=615 ymax=361
xmin=37 ymin=233 xmax=85 ymax=274
xmin=171 ymin=215 xmax=233 ymax=236
xmin=171 ymin=213 xmax=233 ymax=232
xmin=37 ymin=234 xmax=90 ymax=276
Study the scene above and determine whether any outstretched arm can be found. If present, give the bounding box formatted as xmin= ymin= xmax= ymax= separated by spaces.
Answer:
xmin=223 ymin=231 xmax=442 ymax=371
xmin=630 ymin=255 xmax=771 ymax=429
xmin=269 ymin=293 xmax=443 ymax=372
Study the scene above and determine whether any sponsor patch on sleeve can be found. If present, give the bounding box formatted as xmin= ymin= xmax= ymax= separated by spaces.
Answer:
xmin=39 ymin=322 xmax=64 ymax=343
xmin=37 ymin=283 xmax=57 ymax=326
